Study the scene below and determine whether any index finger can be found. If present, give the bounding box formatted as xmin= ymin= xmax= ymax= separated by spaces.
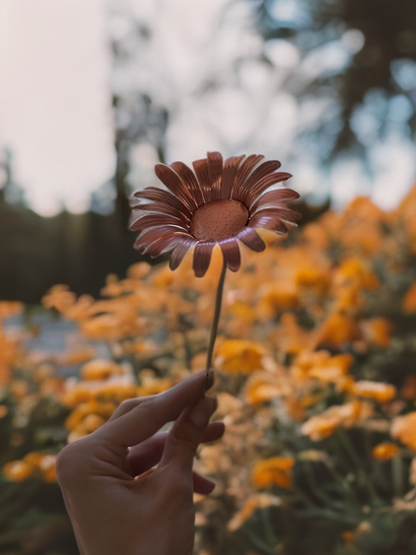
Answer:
xmin=94 ymin=369 xmax=214 ymax=460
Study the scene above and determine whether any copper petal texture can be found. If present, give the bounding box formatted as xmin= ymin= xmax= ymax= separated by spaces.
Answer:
xmin=130 ymin=152 xmax=301 ymax=277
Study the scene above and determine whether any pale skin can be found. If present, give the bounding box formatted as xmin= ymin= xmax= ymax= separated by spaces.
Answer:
xmin=57 ymin=370 xmax=223 ymax=555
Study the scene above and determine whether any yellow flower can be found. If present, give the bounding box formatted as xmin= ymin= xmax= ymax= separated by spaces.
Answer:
xmin=216 ymin=340 xmax=266 ymax=374
xmin=372 ymin=443 xmax=399 ymax=461
xmin=251 ymin=457 xmax=295 ymax=489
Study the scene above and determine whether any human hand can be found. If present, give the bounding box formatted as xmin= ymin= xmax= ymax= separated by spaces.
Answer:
xmin=57 ymin=370 xmax=223 ymax=555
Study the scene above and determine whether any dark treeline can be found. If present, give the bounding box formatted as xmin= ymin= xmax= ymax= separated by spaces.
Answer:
xmin=0 ymin=186 xmax=140 ymax=305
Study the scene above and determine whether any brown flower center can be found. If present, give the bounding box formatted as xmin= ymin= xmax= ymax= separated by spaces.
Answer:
xmin=190 ymin=199 xmax=249 ymax=241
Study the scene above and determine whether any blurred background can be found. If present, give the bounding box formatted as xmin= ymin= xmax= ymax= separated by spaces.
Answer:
xmin=2 ymin=1 xmax=416 ymax=555
xmin=1 ymin=0 xmax=416 ymax=302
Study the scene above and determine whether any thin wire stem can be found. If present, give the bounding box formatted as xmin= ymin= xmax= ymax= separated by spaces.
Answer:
xmin=204 ymin=259 xmax=227 ymax=393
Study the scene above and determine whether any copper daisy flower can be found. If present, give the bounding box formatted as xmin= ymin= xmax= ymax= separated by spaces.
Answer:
xmin=129 ymin=152 xmax=300 ymax=278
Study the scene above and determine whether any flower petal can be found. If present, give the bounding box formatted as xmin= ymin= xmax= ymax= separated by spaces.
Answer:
xmin=136 ymin=202 xmax=190 ymax=225
xmin=130 ymin=213 xmax=189 ymax=232
xmin=193 ymin=242 xmax=215 ymax=278
xmin=221 ymin=155 xmax=245 ymax=199
xmin=234 ymin=161 xmax=281 ymax=205
xmin=250 ymin=188 xmax=300 ymax=213
xmin=170 ymin=161 xmax=205 ymax=206
xmin=131 ymin=187 xmax=191 ymax=218
xmin=220 ymin=238 xmax=241 ymax=272
xmin=147 ymin=233 xmax=192 ymax=258
xmin=134 ymin=226 xmax=188 ymax=252
xmin=248 ymin=214 xmax=289 ymax=234
xmin=232 ymin=154 xmax=264 ymax=198
xmin=237 ymin=227 xmax=266 ymax=252
xmin=193 ymin=159 xmax=212 ymax=203
xmin=169 ymin=237 xmax=198 ymax=271
xmin=251 ymin=207 xmax=302 ymax=223
xmin=207 ymin=151 xmax=223 ymax=201
xmin=155 ymin=164 xmax=198 ymax=212
xmin=244 ymin=172 xmax=293 ymax=208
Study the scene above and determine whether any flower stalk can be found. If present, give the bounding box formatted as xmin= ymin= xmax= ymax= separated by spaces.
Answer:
xmin=204 ymin=258 xmax=227 ymax=393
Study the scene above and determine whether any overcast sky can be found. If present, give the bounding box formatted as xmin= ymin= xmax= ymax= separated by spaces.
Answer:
xmin=0 ymin=0 xmax=415 ymax=216
xmin=0 ymin=0 xmax=115 ymax=216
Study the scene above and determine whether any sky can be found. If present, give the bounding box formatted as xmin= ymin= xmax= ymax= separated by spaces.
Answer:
xmin=0 ymin=0 xmax=115 ymax=216
xmin=0 ymin=0 xmax=415 ymax=216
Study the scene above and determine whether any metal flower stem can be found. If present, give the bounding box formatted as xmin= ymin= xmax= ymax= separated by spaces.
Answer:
xmin=204 ymin=259 xmax=227 ymax=393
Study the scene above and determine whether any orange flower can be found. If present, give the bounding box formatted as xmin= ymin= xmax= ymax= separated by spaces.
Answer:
xmin=372 ymin=443 xmax=399 ymax=461
xmin=227 ymin=493 xmax=281 ymax=532
xmin=3 ymin=460 xmax=33 ymax=481
xmin=136 ymin=377 xmax=174 ymax=397
xmin=65 ymin=401 xmax=116 ymax=432
xmin=81 ymin=359 xmax=123 ymax=381
xmin=403 ymin=283 xmax=416 ymax=313
xmin=308 ymin=353 xmax=354 ymax=384
xmin=57 ymin=346 xmax=95 ymax=366
xmin=291 ymin=350 xmax=353 ymax=384
xmin=216 ymin=340 xmax=266 ymax=373
xmin=351 ymin=381 xmax=396 ymax=403
xmin=391 ymin=412 xmax=416 ymax=450
xmin=286 ymin=394 xmax=322 ymax=422
xmin=258 ymin=281 xmax=300 ymax=317
xmin=244 ymin=373 xmax=287 ymax=406
xmin=251 ymin=457 xmax=295 ymax=489
xmin=271 ymin=313 xmax=311 ymax=355
xmin=38 ymin=455 xmax=58 ymax=482
xmin=334 ymin=258 xmax=379 ymax=290
xmin=342 ymin=531 xmax=355 ymax=545
xmin=302 ymin=400 xmax=373 ymax=441
xmin=313 ymin=313 xmax=360 ymax=347
xmin=360 ymin=318 xmax=391 ymax=348
xmin=301 ymin=416 xmax=339 ymax=441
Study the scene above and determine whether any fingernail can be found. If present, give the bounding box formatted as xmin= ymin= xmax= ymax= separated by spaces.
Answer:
xmin=189 ymin=396 xmax=217 ymax=428
xmin=206 ymin=369 xmax=215 ymax=390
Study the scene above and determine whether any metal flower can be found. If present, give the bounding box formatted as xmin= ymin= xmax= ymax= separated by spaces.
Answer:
xmin=130 ymin=152 xmax=300 ymax=277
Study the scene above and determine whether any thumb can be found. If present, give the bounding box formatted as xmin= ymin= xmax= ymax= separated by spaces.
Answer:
xmin=159 ymin=396 xmax=217 ymax=475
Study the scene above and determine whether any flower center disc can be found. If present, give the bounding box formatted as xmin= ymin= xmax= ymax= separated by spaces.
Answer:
xmin=190 ymin=199 xmax=249 ymax=241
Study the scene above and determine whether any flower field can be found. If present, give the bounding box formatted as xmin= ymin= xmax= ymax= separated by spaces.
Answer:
xmin=2 ymin=187 xmax=416 ymax=555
